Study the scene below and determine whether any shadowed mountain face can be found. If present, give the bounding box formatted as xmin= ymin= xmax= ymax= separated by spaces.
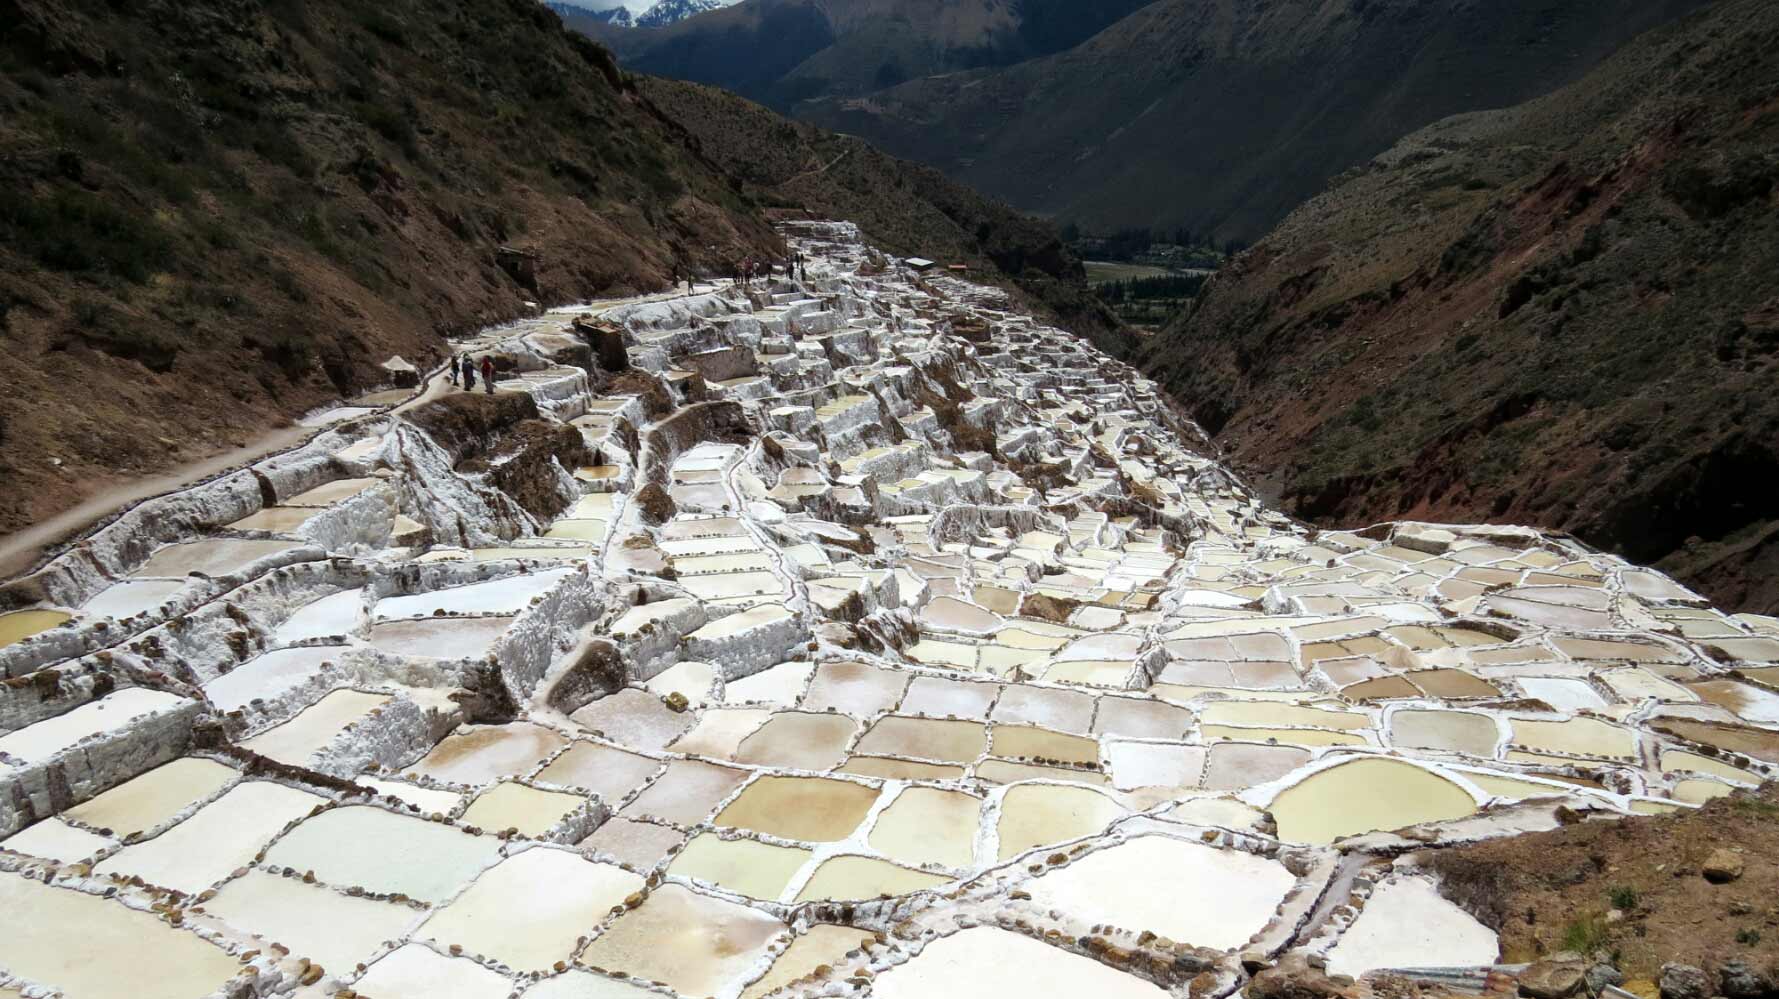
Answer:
xmin=796 ymin=0 xmax=1714 ymax=242
xmin=639 ymin=75 xmax=1127 ymax=355
xmin=1141 ymin=0 xmax=1779 ymax=612
xmin=597 ymin=0 xmax=1155 ymax=110
xmin=0 ymin=0 xmax=1095 ymax=537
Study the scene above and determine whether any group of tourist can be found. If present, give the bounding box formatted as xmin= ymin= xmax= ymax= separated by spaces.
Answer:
xmin=448 ymin=353 xmax=496 ymax=393
xmin=730 ymin=251 xmax=810 ymax=288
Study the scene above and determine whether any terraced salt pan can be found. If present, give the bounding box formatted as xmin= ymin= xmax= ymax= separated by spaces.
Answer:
xmin=803 ymin=661 xmax=910 ymax=716
xmin=1325 ymin=876 xmax=1497 ymax=977
xmin=0 ymin=607 xmax=74 ymax=645
xmin=670 ymin=707 xmax=772 ymax=757
xmin=573 ymin=689 xmax=696 ymax=751
xmin=1030 ymin=836 xmax=1295 ymax=948
xmin=733 ymin=711 xmax=858 ymax=770
xmin=62 ymin=756 xmax=238 ymax=837
xmin=81 ymin=579 xmax=186 ymax=619
xmin=621 ymin=759 xmax=750 ymax=825
xmin=996 ymin=784 xmax=1127 ymax=860
xmin=460 ymin=781 xmax=587 ymax=836
xmin=420 ymin=849 xmax=643 ymax=973
xmin=668 ymin=831 xmax=814 ymax=898
xmin=523 ymin=970 xmax=661 ymax=998
xmin=0 ymin=816 xmax=115 ymax=863
xmin=871 ymin=927 xmax=1168 ymax=999
xmin=374 ymin=568 xmax=575 ymax=620
xmin=133 ymin=538 xmax=300 ymax=578
xmin=370 ymin=615 xmax=515 ymax=659
xmin=0 ymin=687 xmax=189 ymax=764
xmin=535 ymin=742 xmax=663 ymax=801
xmin=263 ymin=805 xmax=500 ymax=902
xmin=94 ymin=780 xmax=328 ymax=892
xmin=795 ymin=855 xmax=951 ymax=901
xmin=354 ymin=944 xmax=515 ymax=999
xmin=273 ymin=588 xmax=366 ymax=644
xmin=716 ymin=775 xmax=879 ymax=842
xmin=580 ymin=884 xmax=784 ymax=995
xmin=0 ymin=871 xmax=243 ymax=999
xmin=361 ymin=777 xmax=465 ymax=814
xmin=412 ymin=723 xmax=569 ymax=785
xmin=724 ymin=661 xmax=814 ymax=706
xmin=740 ymin=924 xmax=876 ymax=999
xmin=205 ymin=645 xmax=344 ymax=711
xmin=855 ymin=717 xmax=988 ymax=764
xmin=581 ymin=816 xmax=686 ymax=869
xmin=227 ymin=506 xmax=320 ymax=532
xmin=1509 ymin=716 xmax=1637 ymax=760
xmin=240 ymin=688 xmax=390 ymax=765
xmin=205 ymin=868 xmax=418 ymax=970
xmin=283 ymin=477 xmax=379 ymax=506
xmin=865 ymin=787 xmax=983 ymax=870
xmin=1267 ymin=758 xmax=1477 ymax=845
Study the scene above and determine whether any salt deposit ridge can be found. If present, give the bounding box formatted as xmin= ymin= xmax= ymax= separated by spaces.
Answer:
xmin=2 ymin=221 xmax=1778 ymax=999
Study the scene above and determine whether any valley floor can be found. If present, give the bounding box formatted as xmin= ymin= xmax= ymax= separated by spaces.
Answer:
xmin=0 ymin=222 xmax=1775 ymax=999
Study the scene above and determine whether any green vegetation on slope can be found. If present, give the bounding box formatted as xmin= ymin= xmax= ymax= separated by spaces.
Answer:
xmin=1141 ymin=0 xmax=1779 ymax=612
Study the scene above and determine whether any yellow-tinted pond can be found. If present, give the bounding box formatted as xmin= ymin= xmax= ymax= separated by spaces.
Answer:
xmin=580 ymin=884 xmax=784 ymax=996
xmin=0 ymin=608 xmax=72 ymax=648
xmin=715 ymin=776 xmax=879 ymax=843
xmin=794 ymin=855 xmax=951 ymax=901
xmin=668 ymin=832 xmax=813 ymax=899
xmin=869 ymin=786 xmax=981 ymax=868
xmin=996 ymin=784 xmax=1127 ymax=859
xmin=1269 ymin=758 xmax=1477 ymax=844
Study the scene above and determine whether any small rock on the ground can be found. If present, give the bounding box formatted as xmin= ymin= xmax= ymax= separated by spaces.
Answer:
xmin=1520 ymin=954 xmax=1588 ymax=999
xmin=1718 ymin=960 xmax=1768 ymax=999
xmin=1587 ymin=963 xmax=1626 ymax=996
xmin=1660 ymin=963 xmax=1711 ymax=999
xmin=1703 ymin=849 xmax=1744 ymax=884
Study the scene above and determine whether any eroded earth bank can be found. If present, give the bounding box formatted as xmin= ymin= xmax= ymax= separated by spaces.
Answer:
xmin=2 ymin=223 xmax=1777 ymax=999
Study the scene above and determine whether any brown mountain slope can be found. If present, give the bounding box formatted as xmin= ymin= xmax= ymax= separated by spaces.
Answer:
xmin=0 ymin=0 xmax=1103 ymax=541
xmin=0 ymin=0 xmax=781 ymax=536
xmin=1140 ymin=0 xmax=1779 ymax=612
xmin=798 ymin=0 xmax=1711 ymax=242
xmin=639 ymin=75 xmax=1127 ymax=354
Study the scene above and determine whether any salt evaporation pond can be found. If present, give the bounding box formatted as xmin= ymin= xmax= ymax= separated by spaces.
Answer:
xmin=0 ymin=608 xmax=70 ymax=648
xmin=6 ymin=222 xmax=1774 ymax=999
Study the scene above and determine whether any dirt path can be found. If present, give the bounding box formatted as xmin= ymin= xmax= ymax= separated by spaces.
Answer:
xmin=0 ymin=286 xmax=709 ymax=584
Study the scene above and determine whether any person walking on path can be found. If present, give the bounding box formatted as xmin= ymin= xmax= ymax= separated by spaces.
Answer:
xmin=462 ymin=354 xmax=476 ymax=391
xmin=448 ymin=352 xmax=460 ymax=387
xmin=481 ymin=356 xmax=495 ymax=394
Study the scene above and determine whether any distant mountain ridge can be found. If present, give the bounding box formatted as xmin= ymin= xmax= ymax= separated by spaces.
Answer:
xmin=547 ymin=0 xmax=735 ymax=30
xmin=600 ymin=0 xmax=1155 ymax=109
xmin=797 ymin=0 xmax=1714 ymax=242
xmin=576 ymin=0 xmax=1712 ymax=243
xmin=636 ymin=0 xmax=727 ymax=27
xmin=545 ymin=1 xmax=632 ymax=27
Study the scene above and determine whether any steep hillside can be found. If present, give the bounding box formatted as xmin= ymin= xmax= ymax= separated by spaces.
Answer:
xmin=0 ymin=0 xmax=784 ymax=538
xmin=1141 ymin=0 xmax=1779 ymax=612
xmin=0 ymin=0 xmax=1099 ymax=543
xmin=800 ymin=0 xmax=1710 ymax=242
xmin=603 ymin=0 xmax=1154 ymax=109
xmin=640 ymin=75 xmax=1126 ymax=354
